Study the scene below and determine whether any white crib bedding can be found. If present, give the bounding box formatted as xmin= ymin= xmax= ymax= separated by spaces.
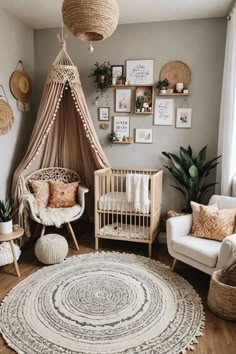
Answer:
xmin=98 ymin=223 xmax=150 ymax=240
xmin=98 ymin=192 xmax=150 ymax=213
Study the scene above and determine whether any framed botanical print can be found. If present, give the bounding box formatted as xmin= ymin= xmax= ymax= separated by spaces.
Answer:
xmin=111 ymin=65 xmax=124 ymax=79
xmin=126 ymin=59 xmax=154 ymax=85
xmin=176 ymin=108 xmax=192 ymax=128
xmin=154 ymin=98 xmax=174 ymax=126
xmin=115 ymin=89 xmax=132 ymax=113
xmin=135 ymin=129 xmax=153 ymax=144
xmin=113 ymin=116 xmax=130 ymax=140
xmin=98 ymin=107 xmax=110 ymax=121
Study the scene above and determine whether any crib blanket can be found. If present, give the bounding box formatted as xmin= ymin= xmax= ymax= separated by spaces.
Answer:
xmin=98 ymin=192 xmax=150 ymax=213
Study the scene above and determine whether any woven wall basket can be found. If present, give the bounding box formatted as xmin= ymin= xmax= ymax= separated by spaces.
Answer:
xmin=62 ymin=0 xmax=119 ymax=41
xmin=0 ymin=99 xmax=14 ymax=135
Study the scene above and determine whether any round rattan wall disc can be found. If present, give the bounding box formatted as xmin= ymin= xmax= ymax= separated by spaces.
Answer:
xmin=62 ymin=0 xmax=119 ymax=41
xmin=160 ymin=61 xmax=192 ymax=89
xmin=10 ymin=70 xmax=32 ymax=103
xmin=0 ymin=99 xmax=14 ymax=135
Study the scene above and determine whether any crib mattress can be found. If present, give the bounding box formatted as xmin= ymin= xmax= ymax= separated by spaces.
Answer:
xmin=97 ymin=223 xmax=150 ymax=240
xmin=98 ymin=192 xmax=150 ymax=213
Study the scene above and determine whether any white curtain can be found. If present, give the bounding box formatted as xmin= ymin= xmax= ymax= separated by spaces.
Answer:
xmin=218 ymin=7 xmax=236 ymax=196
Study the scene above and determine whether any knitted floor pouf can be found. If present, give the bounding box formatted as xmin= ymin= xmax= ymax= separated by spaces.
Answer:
xmin=35 ymin=234 xmax=69 ymax=265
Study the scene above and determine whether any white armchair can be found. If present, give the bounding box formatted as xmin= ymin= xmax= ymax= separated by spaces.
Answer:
xmin=167 ymin=195 xmax=236 ymax=275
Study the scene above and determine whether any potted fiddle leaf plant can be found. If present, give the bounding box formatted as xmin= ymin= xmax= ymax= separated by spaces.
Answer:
xmin=162 ymin=145 xmax=221 ymax=213
xmin=0 ymin=198 xmax=16 ymax=235
xmin=89 ymin=61 xmax=112 ymax=96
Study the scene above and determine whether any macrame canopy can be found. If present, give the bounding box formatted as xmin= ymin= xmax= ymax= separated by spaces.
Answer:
xmin=62 ymin=0 xmax=119 ymax=41
xmin=12 ymin=35 xmax=110 ymax=235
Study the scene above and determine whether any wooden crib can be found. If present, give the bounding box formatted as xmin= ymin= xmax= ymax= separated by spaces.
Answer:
xmin=94 ymin=168 xmax=163 ymax=257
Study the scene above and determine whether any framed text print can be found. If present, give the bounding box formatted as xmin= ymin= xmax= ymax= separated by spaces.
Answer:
xmin=126 ymin=59 xmax=154 ymax=85
xmin=154 ymin=98 xmax=174 ymax=126
xmin=113 ymin=116 xmax=130 ymax=140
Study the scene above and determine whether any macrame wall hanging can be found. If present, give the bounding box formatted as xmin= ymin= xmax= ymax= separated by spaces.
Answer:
xmin=62 ymin=0 xmax=119 ymax=53
xmin=0 ymin=84 xmax=14 ymax=135
xmin=10 ymin=60 xmax=32 ymax=112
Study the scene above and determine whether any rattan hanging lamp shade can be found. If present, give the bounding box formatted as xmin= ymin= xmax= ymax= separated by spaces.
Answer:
xmin=62 ymin=0 xmax=119 ymax=41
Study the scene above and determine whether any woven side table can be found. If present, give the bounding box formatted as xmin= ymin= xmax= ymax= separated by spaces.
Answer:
xmin=0 ymin=227 xmax=23 ymax=277
xmin=207 ymin=265 xmax=236 ymax=321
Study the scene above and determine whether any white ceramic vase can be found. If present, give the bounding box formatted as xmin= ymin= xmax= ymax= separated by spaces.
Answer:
xmin=176 ymin=83 xmax=184 ymax=93
xmin=0 ymin=220 xmax=13 ymax=235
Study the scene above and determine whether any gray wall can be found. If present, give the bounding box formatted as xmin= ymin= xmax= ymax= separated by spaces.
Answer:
xmin=0 ymin=9 xmax=35 ymax=198
xmin=34 ymin=18 xmax=226 ymax=212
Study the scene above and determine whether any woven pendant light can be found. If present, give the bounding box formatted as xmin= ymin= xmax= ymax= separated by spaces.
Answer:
xmin=62 ymin=0 xmax=119 ymax=41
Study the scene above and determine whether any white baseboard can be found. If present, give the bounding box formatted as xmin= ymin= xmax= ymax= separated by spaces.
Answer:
xmin=158 ymin=232 xmax=167 ymax=244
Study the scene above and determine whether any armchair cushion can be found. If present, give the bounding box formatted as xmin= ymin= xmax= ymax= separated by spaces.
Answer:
xmin=48 ymin=181 xmax=78 ymax=208
xmin=38 ymin=204 xmax=82 ymax=228
xmin=173 ymin=236 xmax=222 ymax=268
xmin=30 ymin=180 xmax=50 ymax=208
xmin=191 ymin=207 xmax=235 ymax=241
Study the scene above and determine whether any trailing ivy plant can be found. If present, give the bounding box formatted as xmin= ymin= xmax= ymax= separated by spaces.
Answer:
xmin=89 ymin=61 xmax=112 ymax=96
xmin=162 ymin=145 xmax=221 ymax=212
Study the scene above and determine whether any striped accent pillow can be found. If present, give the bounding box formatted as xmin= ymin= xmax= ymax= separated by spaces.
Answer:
xmin=30 ymin=180 xmax=50 ymax=209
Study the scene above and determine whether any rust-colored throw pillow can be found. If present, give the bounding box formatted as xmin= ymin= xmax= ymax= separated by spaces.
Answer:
xmin=191 ymin=206 xmax=236 ymax=241
xmin=48 ymin=181 xmax=78 ymax=208
xmin=190 ymin=201 xmax=218 ymax=234
xmin=30 ymin=180 xmax=50 ymax=208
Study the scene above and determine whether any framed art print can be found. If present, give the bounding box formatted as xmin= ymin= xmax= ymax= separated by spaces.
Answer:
xmin=115 ymin=89 xmax=132 ymax=113
xmin=113 ymin=116 xmax=130 ymax=140
xmin=111 ymin=65 xmax=124 ymax=79
xmin=98 ymin=107 xmax=110 ymax=121
xmin=135 ymin=129 xmax=153 ymax=144
xmin=154 ymin=98 xmax=174 ymax=126
xmin=126 ymin=59 xmax=154 ymax=85
xmin=176 ymin=108 xmax=192 ymax=128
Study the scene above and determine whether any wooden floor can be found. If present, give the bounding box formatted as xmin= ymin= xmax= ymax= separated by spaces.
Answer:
xmin=0 ymin=221 xmax=236 ymax=354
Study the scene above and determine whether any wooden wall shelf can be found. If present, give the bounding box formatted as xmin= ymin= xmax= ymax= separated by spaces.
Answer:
xmin=113 ymin=141 xmax=132 ymax=144
xmin=134 ymin=111 xmax=152 ymax=115
xmin=158 ymin=93 xmax=189 ymax=96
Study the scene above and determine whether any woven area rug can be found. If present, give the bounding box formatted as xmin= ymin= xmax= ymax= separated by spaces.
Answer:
xmin=0 ymin=252 xmax=205 ymax=354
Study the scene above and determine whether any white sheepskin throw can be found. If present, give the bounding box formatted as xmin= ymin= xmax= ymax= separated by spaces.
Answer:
xmin=35 ymin=234 xmax=68 ymax=265
xmin=0 ymin=242 xmax=21 ymax=267
xmin=38 ymin=204 xmax=82 ymax=228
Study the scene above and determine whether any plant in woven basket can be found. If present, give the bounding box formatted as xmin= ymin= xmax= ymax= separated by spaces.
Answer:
xmin=162 ymin=145 xmax=221 ymax=212
xmin=89 ymin=61 xmax=112 ymax=96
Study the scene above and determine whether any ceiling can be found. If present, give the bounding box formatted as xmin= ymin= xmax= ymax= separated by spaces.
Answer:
xmin=0 ymin=0 xmax=232 ymax=29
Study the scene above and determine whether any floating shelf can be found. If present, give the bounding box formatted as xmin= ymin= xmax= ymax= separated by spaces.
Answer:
xmin=134 ymin=112 xmax=152 ymax=115
xmin=113 ymin=140 xmax=132 ymax=144
xmin=158 ymin=93 xmax=189 ymax=96
xmin=111 ymin=85 xmax=136 ymax=88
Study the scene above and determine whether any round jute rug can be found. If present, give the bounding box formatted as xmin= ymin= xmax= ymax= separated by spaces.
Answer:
xmin=0 ymin=252 xmax=205 ymax=354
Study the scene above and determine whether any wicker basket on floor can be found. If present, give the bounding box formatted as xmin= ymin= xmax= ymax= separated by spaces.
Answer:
xmin=207 ymin=264 xmax=236 ymax=321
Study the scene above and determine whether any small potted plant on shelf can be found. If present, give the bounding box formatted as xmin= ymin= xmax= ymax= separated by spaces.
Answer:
xmin=117 ymin=75 xmax=126 ymax=85
xmin=157 ymin=78 xmax=169 ymax=94
xmin=0 ymin=198 xmax=16 ymax=235
xmin=89 ymin=61 xmax=112 ymax=96
xmin=107 ymin=132 xmax=117 ymax=146
xmin=136 ymin=96 xmax=143 ymax=112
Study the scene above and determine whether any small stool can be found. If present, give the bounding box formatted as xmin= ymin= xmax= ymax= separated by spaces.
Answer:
xmin=35 ymin=234 xmax=68 ymax=265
